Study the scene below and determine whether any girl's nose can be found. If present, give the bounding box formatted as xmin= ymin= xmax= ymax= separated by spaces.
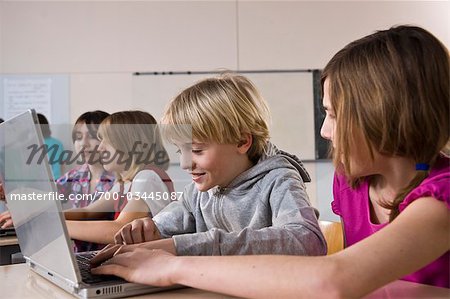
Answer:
xmin=320 ymin=119 xmax=332 ymax=141
xmin=97 ymin=140 xmax=105 ymax=151
xmin=81 ymin=135 xmax=90 ymax=148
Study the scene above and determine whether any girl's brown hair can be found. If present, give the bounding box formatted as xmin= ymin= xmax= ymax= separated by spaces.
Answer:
xmin=322 ymin=25 xmax=449 ymax=221
xmin=71 ymin=110 xmax=109 ymax=143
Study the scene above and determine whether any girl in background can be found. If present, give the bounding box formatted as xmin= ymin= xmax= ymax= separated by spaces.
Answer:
xmin=58 ymin=110 xmax=115 ymax=252
xmin=58 ymin=110 xmax=114 ymax=210
xmin=0 ymin=111 xmax=116 ymax=252
xmin=65 ymin=110 xmax=174 ymax=245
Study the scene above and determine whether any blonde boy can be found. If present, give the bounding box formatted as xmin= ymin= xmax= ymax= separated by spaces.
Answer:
xmin=94 ymin=73 xmax=326 ymax=258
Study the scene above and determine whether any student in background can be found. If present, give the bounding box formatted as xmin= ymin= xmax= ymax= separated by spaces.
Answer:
xmin=92 ymin=26 xmax=449 ymax=298
xmin=0 ymin=112 xmax=116 ymax=240
xmin=58 ymin=110 xmax=115 ymax=210
xmin=37 ymin=113 xmax=65 ymax=180
xmin=64 ymin=110 xmax=174 ymax=245
xmin=57 ymin=110 xmax=115 ymax=252
xmin=92 ymin=73 xmax=325 ymax=257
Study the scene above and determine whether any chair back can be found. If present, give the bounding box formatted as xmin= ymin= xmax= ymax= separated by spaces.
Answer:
xmin=319 ymin=220 xmax=344 ymax=255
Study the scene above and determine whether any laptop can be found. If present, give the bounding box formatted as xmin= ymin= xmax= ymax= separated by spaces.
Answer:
xmin=0 ymin=110 xmax=179 ymax=298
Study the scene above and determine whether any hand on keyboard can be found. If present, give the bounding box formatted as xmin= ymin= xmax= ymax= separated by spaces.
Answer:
xmin=91 ymin=248 xmax=177 ymax=286
xmin=90 ymin=243 xmax=132 ymax=266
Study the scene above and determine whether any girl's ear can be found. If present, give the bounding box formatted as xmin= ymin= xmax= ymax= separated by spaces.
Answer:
xmin=237 ymin=133 xmax=252 ymax=154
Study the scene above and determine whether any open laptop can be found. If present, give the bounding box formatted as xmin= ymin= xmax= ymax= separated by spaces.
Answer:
xmin=0 ymin=110 xmax=179 ymax=298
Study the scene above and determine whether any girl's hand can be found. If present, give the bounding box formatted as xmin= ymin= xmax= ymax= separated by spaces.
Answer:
xmin=90 ymin=243 xmax=134 ymax=266
xmin=91 ymin=248 xmax=178 ymax=286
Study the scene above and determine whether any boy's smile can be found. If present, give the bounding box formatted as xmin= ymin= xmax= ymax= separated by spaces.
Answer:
xmin=190 ymin=171 xmax=207 ymax=183
xmin=176 ymin=140 xmax=253 ymax=192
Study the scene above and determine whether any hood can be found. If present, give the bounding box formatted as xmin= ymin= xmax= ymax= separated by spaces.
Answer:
xmin=210 ymin=142 xmax=311 ymax=194
xmin=261 ymin=142 xmax=311 ymax=183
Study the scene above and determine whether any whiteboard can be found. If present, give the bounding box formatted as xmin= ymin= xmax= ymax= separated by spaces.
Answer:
xmin=132 ymin=71 xmax=316 ymax=161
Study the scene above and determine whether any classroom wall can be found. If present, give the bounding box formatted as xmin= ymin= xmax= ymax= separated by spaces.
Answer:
xmin=0 ymin=1 xmax=448 ymax=220
xmin=1 ymin=1 xmax=447 ymax=120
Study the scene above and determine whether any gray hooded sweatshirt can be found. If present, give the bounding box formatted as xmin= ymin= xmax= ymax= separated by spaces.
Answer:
xmin=153 ymin=143 xmax=327 ymax=256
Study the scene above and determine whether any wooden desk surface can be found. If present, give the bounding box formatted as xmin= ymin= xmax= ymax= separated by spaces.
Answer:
xmin=0 ymin=263 xmax=239 ymax=299
xmin=0 ymin=263 xmax=449 ymax=299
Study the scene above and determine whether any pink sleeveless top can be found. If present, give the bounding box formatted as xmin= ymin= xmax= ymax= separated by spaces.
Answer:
xmin=332 ymin=155 xmax=449 ymax=288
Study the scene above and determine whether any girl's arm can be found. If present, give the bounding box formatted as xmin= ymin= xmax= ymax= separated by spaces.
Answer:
xmin=93 ymin=197 xmax=449 ymax=299
xmin=67 ymin=170 xmax=174 ymax=244
xmin=64 ymin=181 xmax=123 ymax=220
xmin=66 ymin=198 xmax=150 ymax=244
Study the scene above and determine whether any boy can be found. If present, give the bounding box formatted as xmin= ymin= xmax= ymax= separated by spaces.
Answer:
xmin=93 ymin=73 xmax=326 ymax=259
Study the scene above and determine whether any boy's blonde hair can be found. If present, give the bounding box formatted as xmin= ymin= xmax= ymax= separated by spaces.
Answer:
xmin=98 ymin=110 xmax=169 ymax=182
xmin=162 ymin=73 xmax=271 ymax=163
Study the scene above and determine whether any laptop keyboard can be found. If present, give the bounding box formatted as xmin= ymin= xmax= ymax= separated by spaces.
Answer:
xmin=0 ymin=227 xmax=16 ymax=237
xmin=76 ymin=252 xmax=124 ymax=284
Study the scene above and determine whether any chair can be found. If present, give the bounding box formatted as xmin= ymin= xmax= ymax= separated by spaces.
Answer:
xmin=319 ymin=220 xmax=344 ymax=255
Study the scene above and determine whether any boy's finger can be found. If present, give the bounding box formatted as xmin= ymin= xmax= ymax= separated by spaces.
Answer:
xmin=90 ymin=244 xmax=120 ymax=265
xmin=114 ymin=230 xmax=124 ymax=244
xmin=130 ymin=223 xmax=144 ymax=244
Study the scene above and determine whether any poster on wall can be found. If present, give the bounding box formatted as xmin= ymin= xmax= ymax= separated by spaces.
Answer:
xmin=3 ymin=78 xmax=52 ymax=122
xmin=0 ymin=75 xmax=69 ymax=124
xmin=0 ymin=75 xmax=71 ymax=160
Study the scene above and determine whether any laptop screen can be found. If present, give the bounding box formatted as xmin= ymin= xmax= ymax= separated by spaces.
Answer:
xmin=0 ymin=110 xmax=80 ymax=283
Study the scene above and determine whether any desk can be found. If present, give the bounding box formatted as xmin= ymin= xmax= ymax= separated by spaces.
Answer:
xmin=0 ymin=236 xmax=20 ymax=265
xmin=0 ymin=263 xmax=239 ymax=299
xmin=0 ymin=263 xmax=449 ymax=299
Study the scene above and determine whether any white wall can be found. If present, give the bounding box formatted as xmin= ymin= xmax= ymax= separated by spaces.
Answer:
xmin=0 ymin=0 xmax=448 ymax=219
xmin=1 ymin=1 xmax=448 ymax=120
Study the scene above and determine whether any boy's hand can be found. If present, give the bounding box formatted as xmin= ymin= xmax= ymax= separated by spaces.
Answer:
xmin=114 ymin=217 xmax=161 ymax=245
